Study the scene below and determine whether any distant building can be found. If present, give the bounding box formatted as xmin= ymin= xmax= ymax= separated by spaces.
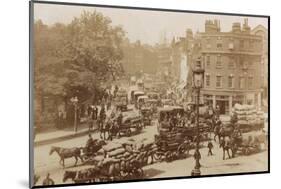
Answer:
xmin=251 ymin=25 xmax=268 ymax=108
xmin=171 ymin=29 xmax=194 ymax=94
xmin=156 ymin=44 xmax=173 ymax=83
xmin=121 ymin=40 xmax=158 ymax=75
xmin=191 ymin=19 xmax=264 ymax=114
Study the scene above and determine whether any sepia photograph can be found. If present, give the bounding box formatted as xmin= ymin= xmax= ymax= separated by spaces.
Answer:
xmin=30 ymin=1 xmax=269 ymax=188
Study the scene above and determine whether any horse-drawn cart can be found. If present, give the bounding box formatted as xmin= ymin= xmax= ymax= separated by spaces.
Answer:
xmin=232 ymin=134 xmax=263 ymax=156
xmin=153 ymin=132 xmax=191 ymax=162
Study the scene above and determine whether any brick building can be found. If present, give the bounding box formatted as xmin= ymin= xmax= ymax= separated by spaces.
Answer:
xmin=194 ymin=19 xmax=264 ymax=114
xmin=251 ymin=25 xmax=268 ymax=109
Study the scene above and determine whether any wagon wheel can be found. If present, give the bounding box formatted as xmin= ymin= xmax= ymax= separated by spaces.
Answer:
xmin=153 ymin=151 xmax=163 ymax=161
xmin=133 ymin=168 xmax=144 ymax=178
xmin=241 ymin=147 xmax=247 ymax=155
xmin=165 ymin=151 xmax=172 ymax=162
xmin=177 ymin=145 xmax=187 ymax=158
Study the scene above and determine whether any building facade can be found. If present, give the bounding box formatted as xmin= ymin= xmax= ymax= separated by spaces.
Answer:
xmin=121 ymin=40 xmax=158 ymax=75
xmin=195 ymin=19 xmax=263 ymax=114
xmin=251 ymin=25 xmax=268 ymax=110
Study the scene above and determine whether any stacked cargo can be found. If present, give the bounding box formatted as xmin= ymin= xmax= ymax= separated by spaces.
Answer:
xmin=232 ymin=104 xmax=264 ymax=131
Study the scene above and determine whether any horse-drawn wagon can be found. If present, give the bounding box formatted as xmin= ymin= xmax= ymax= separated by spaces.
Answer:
xmin=63 ymin=141 xmax=150 ymax=183
xmin=153 ymin=132 xmax=191 ymax=162
xmin=118 ymin=110 xmax=143 ymax=137
xmin=231 ymin=133 xmax=265 ymax=156
xmin=140 ymin=107 xmax=153 ymax=126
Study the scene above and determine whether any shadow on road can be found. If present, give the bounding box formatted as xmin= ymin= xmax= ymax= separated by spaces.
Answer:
xmin=144 ymin=168 xmax=165 ymax=178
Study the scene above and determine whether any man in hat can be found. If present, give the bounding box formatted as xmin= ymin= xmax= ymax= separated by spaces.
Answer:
xmin=207 ymin=141 xmax=214 ymax=156
xmin=85 ymin=134 xmax=95 ymax=155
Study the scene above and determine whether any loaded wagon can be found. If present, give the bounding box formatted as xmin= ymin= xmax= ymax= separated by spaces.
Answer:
xmin=232 ymin=134 xmax=263 ymax=156
xmin=153 ymin=132 xmax=191 ymax=162
xmin=118 ymin=110 xmax=144 ymax=137
xmin=140 ymin=107 xmax=153 ymax=126
xmin=231 ymin=104 xmax=265 ymax=133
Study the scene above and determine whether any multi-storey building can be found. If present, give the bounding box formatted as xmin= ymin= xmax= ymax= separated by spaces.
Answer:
xmin=121 ymin=40 xmax=158 ymax=75
xmin=156 ymin=44 xmax=173 ymax=82
xmin=252 ymin=25 xmax=268 ymax=109
xmin=171 ymin=29 xmax=194 ymax=84
xmin=194 ymin=19 xmax=263 ymax=114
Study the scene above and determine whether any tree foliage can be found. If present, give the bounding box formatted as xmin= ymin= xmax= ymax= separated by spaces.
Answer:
xmin=34 ymin=11 xmax=125 ymax=101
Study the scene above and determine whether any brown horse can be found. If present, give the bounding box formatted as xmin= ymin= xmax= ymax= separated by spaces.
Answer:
xmin=49 ymin=146 xmax=83 ymax=168
xmin=219 ymin=138 xmax=234 ymax=160
xmin=34 ymin=174 xmax=40 ymax=185
xmin=214 ymin=123 xmax=235 ymax=142
xmin=63 ymin=167 xmax=101 ymax=183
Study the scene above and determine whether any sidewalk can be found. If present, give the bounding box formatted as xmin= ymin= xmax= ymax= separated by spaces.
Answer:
xmin=34 ymin=123 xmax=97 ymax=147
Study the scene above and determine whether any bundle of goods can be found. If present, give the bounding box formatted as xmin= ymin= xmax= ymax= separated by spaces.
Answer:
xmin=232 ymin=104 xmax=264 ymax=131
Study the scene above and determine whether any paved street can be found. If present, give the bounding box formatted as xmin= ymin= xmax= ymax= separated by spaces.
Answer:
xmin=34 ymin=120 xmax=268 ymax=186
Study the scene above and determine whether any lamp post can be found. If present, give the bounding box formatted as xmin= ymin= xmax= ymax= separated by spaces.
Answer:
xmin=191 ymin=57 xmax=205 ymax=176
xmin=70 ymin=96 xmax=78 ymax=133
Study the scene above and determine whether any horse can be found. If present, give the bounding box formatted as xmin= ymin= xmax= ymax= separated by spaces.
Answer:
xmin=219 ymin=138 xmax=234 ymax=160
xmin=63 ymin=167 xmax=101 ymax=183
xmin=214 ymin=123 xmax=235 ymax=142
xmin=253 ymin=132 xmax=268 ymax=149
xmin=220 ymin=124 xmax=235 ymax=138
xmin=99 ymin=117 xmax=111 ymax=140
xmin=98 ymin=160 xmax=122 ymax=181
xmin=107 ymin=121 xmax=120 ymax=141
xmin=49 ymin=146 xmax=83 ymax=168
xmin=63 ymin=171 xmax=77 ymax=183
xmin=34 ymin=174 xmax=40 ymax=185
xmin=213 ymin=124 xmax=221 ymax=142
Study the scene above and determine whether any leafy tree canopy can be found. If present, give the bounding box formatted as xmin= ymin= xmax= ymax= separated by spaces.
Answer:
xmin=34 ymin=11 xmax=125 ymax=102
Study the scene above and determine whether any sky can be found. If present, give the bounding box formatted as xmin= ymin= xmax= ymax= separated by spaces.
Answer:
xmin=34 ymin=3 xmax=268 ymax=45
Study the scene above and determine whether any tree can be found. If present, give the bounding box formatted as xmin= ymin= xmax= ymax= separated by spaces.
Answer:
xmin=34 ymin=11 xmax=126 ymax=101
xmin=33 ymin=11 xmax=126 ymax=127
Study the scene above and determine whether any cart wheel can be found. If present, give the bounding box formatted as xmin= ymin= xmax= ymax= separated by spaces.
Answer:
xmin=165 ymin=151 xmax=172 ymax=162
xmin=153 ymin=152 xmax=162 ymax=161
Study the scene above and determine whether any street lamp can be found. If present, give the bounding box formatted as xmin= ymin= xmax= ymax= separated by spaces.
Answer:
xmin=191 ymin=57 xmax=205 ymax=176
xmin=70 ymin=96 xmax=78 ymax=133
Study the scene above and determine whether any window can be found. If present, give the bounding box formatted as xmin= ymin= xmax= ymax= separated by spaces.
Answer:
xmin=206 ymin=38 xmax=211 ymax=49
xmin=216 ymin=55 xmax=222 ymax=68
xmin=229 ymin=37 xmax=234 ymax=50
xmin=228 ymin=76 xmax=234 ymax=88
xmin=249 ymin=40 xmax=254 ymax=50
xmin=248 ymin=76 xmax=253 ymax=89
xmin=206 ymin=75 xmax=211 ymax=87
xmin=239 ymin=58 xmax=244 ymax=67
xmin=216 ymin=76 xmax=222 ymax=88
xmin=239 ymin=77 xmax=245 ymax=89
xmin=239 ymin=40 xmax=244 ymax=49
xmin=248 ymin=61 xmax=253 ymax=67
xmin=228 ymin=57 xmax=235 ymax=69
xmin=217 ymin=43 xmax=223 ymax=49
xmin=206 ymin=55 xmax=211 ymax=67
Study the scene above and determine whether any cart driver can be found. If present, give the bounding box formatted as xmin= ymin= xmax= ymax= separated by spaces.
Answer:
xmin=85 ymin=134 xmax=96 ymax=154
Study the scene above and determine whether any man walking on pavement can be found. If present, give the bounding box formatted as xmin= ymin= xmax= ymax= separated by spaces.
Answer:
xmin=207 ymin=141 xmax=214 ymax=156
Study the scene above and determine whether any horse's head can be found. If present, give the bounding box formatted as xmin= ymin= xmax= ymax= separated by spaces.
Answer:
xmin=63 ymin=171 xmax=76 ymax=183
xmin=49 ymin=146 xmax=57 ymax=155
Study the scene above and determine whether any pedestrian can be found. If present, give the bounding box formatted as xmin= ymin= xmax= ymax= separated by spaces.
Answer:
xmin=207 ymin=141 xmax=214 ymax=156
xmin=193 ymin=148 xmax=201 ymax=168
xmin=42 ymin=173 xmax=55 ymax=186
